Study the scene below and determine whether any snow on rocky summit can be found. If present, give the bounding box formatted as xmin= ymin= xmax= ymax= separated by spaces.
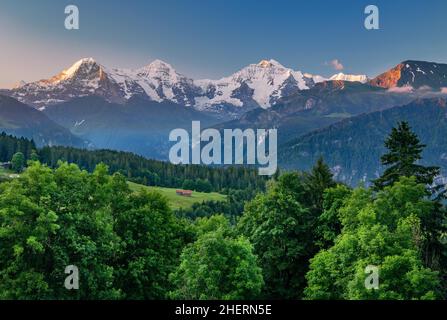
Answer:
xmin=8 ymin=57 xmax=369 ymax=117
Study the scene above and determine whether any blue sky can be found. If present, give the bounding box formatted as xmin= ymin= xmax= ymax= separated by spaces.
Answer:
xmin=0 ymin=0 xmax=446 ymax=87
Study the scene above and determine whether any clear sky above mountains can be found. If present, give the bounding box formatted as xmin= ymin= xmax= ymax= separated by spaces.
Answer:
xmin=0 ymin=0 xmax=446 ymax=88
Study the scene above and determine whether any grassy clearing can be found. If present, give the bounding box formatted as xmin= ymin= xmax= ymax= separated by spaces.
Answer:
xmin=127 ymin=181 xmax=226 ymax=210
xmin=0 ymin=167 xmax=19 ymax=180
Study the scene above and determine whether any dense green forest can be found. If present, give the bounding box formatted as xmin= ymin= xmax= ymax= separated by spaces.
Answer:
xmin=0 ymin=124 xmax=446 ymax=299
xmin=0 ymin=132 xmax=36 ymax=162
xmin=38 ymin=145 xmax=267 ymax=192
xmin=0 ymin=132 xmax=267 ymax=193
xmin=279 ymin=98 xmax=447 ymax=186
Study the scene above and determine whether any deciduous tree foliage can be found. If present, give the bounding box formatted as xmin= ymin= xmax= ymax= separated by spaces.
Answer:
xmin=169 ymin=215 xmax=263 ymax=300
xmin=315 ymin=184 xmax=352 ymax=249
xmin=1 ymin=129 xmax=446 ymax=300
xmin=238 ymin=173 xmax=315 ymax=299
xmin=114 ymin=190 xmax=194 ymax=299
xmin=11 ymin=152 xmax=25 ymax=173
xmin=0 ymin=161 xmax=189 ymax=299
xmin=305 ymin=177 xmax=442 ymax=300
xmin=237 ymin=158 xmax=338 ymax=299
xmin=176 ymin=188 xmax=259 ymax=223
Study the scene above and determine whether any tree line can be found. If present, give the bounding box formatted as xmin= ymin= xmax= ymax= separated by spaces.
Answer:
xmin=1 ymin=132 xmax=267 ymax=193
xmin=38 ymin=146 xmax=267 ymax=192
xmin=0 ymin=132 xmax=36 ymax=163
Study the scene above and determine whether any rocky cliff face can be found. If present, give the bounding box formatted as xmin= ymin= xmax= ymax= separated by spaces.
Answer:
xmin=370 ymin=60 xmax=447 ymax=90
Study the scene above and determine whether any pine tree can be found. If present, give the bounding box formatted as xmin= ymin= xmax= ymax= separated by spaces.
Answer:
xmin=304 ymin=157 xmax=336 ymax=214
xmin=373 ymin=121 xmax=440 ymax=191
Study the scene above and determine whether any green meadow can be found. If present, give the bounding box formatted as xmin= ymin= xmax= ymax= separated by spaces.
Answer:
xmin=127 ymin=181 xmax=226 ymax=210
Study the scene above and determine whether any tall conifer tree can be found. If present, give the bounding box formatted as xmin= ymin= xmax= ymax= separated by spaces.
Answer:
xmin=373 ymin=121 xmax=440 ymax=191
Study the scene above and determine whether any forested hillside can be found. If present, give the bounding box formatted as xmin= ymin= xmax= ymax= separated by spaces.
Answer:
xmin=38 ymin=145 xmax=267 ymax=192
xmin=279 ymin=98 xmax=447 ymax=186
xmin=0 ymin=132 xmax=266 ymax=192
xmin=0 ymin=132 xmax=36 ymax=161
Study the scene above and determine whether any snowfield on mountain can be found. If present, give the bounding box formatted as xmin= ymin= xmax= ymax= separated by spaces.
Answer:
xmin=9 ymin=57 xmax=369 ymax=118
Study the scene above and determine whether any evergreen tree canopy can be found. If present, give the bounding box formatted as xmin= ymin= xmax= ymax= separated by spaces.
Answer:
xmin=303 ymin=157 xmax=337 ymax=214
xmin=373 ymin=121 xmax=440 ymax=191
xmin=0 ymin=132 xmax=35 ymax=163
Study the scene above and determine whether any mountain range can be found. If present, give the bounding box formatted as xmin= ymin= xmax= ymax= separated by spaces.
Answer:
xmin=2 ymin=58 xmax=447 ymax=184
xmin=213 ymin=80 xmax=418 ymax=144
xmin=6 ymin=58 xmax=367 ymax=119
xmin=370 ymin=60 xmax=447 ymax=90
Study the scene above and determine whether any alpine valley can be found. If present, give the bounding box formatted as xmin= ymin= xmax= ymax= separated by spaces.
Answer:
xmin=2 ymin=57 xmax=447 ymax=185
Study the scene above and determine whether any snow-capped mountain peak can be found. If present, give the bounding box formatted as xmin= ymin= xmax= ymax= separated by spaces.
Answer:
xmin=9 ymin=57 xmax=376 ymax=118
xmin=137 ymin=59 xmax=177 ymax=78
xmin=55 ymin=57 xmax=99 ymax=82
xmin=329 ymin=72 xmax=369 ymax=83
xmin=147 ymin=58 xmax=171 ymax=67
xmin=303 ymin=73 xmax=327 ymax=84
xmin=257 ymin=59 xmax=283 ymax=68
xmin=9 ymin=57 xmax=119 ymax=108
xmin=65 ymin=57 xmax=97 ymax=73
xmin=12 ymin=80 xmax=27 ymax=89
xmin=131 ymin=59 xmax=198 ymax=105
xmin=194 ymin=59 xmax=313 ymax=112
xmin=369 ymin=60 xmax=447 ymax=89
xmin=35 ymin=57 xmax=104 ymax=89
